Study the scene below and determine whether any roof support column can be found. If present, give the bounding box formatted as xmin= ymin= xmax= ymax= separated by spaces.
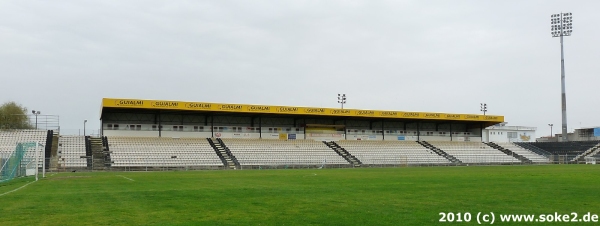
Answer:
xmin=158 ymin=112 xmax=162 ymax=138
xmin=450 ymin=123 xmax=453 ymax=141
xmin=344 ymin=119 xmax=347 ymax=140
xmin=480 ymin=123 xmax=484 ymax=141
xmin=417 ymin=121 xmax=420 ymax=141
xmin=303 ymin=118 xmax=306 ymax=140
xmin=381 ymin=120 xmax=385 ymax=141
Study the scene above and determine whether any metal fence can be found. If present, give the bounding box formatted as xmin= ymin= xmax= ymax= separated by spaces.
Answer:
xmin=38 ymin=154 xmax=599 ymax=173
xmin=44 ymin=160 xmax=589 ymax=172
xmin=548 ymin=154 xmax=587 ymax=164
xmin=0 ymin=115 xmax=59 ymax=131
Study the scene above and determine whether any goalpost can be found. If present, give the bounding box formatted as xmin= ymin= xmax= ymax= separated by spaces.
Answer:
xmin=357 ymin=155 xmax=408 ymax=167
xmin=584 ymin=156 xmax=597 ymax=165
xmin=0 ymin=142 xmax=43 ymax=183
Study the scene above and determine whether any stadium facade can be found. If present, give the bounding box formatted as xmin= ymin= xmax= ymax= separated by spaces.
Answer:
xmin=482 ymin=124 xmax=536 ymax=143
xmin=100 ymin=98 xmax=505 ymax=142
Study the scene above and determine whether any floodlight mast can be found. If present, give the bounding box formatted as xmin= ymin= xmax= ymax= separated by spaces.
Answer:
xmin=337 ymin=94 xmax=347 ymax=109
xmin=480 ymin=103 xmax=487 ymax=115
xmin=551 ymin=12 xmax=572 ymax=142
xmin=32 ymin=110 xmax=41 ymax=129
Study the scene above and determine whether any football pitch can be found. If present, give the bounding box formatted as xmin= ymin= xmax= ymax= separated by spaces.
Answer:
xmin=1 ymin=165 xmax=599 ymax=225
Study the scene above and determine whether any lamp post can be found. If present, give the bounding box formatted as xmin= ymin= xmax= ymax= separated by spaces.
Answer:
xmin=548 ymin=124 xmax=554 ymax=138
xmin=551 ymin=12 xmax=572 ymax=142
xmin=480 ymin=103 xmax=487 ymax=115
xmin=31 ymin=110 xmax=41 ymax=129
xmin=84 ymin=119 xmax=87 ymax=137
xmin=337 ymin=94 xmax=347 ymax=109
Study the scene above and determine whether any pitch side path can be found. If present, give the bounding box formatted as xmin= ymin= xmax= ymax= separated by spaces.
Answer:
xmin=1 ymin=165 xmax=599 ymax=226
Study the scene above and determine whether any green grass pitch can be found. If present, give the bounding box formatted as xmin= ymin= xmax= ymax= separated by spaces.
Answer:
xmin=1 ymin=165 xmax=599 ymax=225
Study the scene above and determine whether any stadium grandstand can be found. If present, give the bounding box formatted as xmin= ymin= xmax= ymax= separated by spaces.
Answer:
xmin=91 ymin=97 xmax=587 ymax=169
xmin=99 ymin=98 xmax=505 ymax=139
xmin=3 ymin=97 xmax=600 ymax=175
xmin=96 ymin=98 xmax=514 ymax=168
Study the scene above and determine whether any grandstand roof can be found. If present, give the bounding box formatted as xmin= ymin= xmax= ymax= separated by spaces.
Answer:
xmin=100 ymin=98 xmax=504 ymax=126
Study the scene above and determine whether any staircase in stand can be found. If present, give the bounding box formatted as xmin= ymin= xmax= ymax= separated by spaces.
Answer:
xmin=572 ymin=143 xmax=600 ymax=162
xmin=46 ymin=130 xmax=59 ymax=171
xmin=417 ymin=141 xmax=462 ymax=164
xmin=89 ymin=137 xmax=107 ymax=170
xmin=102 ymin=136 xmax=112 ymax=168
xmin=207 ymin=138 xmax=239 ymax=169
xmin=513 ymin=142 xmax=552 ymax=157
xmin=323 ymin=141 xmax=361 ymax=167
xmin=486 ymin=142 xmax=531 ymax=164
xmin=84 ymin=136 xmax=92 ymax=169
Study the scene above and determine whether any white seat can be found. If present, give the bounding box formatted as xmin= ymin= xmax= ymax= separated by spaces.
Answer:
xmin=107 ymin=137 xmax=222 ymax=167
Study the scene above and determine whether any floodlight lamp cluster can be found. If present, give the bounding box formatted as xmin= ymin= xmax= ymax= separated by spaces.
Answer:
xmin=480 ymin=103 xmax=487 ymax=113
xmin=337 ymin=94 xmax=346 ymax=104
xmin=551 ymin=13 xmax=573 ymax=37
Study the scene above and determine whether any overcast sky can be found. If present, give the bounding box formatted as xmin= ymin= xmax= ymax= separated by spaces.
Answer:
xmin=1 ymin=0 xmax=598 ymax=137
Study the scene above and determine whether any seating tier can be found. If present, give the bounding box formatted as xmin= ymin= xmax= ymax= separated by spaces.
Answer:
xmin=108 ymin=137 xmax=222 ymax=167
xmin=337 ymin=140 xmax=450 ymax=165
xmin=223 ymin=139 xmax=348 ymax=165
xmin=428 ymin=141 xmax=520 ymax=164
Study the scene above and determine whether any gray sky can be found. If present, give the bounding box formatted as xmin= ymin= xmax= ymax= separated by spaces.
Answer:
xmin=1 ymin=0 xmax=598 ymax=137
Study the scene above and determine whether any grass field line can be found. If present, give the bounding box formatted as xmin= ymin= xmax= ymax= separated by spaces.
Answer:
xmin=117 ymin=175 xmax=135 ymax=181
xmin=0 ymin=180 xmax=36 ymax=197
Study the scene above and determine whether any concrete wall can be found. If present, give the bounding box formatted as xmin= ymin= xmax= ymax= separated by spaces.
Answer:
xmin=102 ymin=122 xmax=486 ymax=142
xmin=482 ymin=127 xmax=536 ymax=143
xmin=305 ymin=133 xmax=345 ymax=141
xmin=161 ymin=131 xmax=212 ymax=138
xmin=103 ymin=130 xmax=159 ymax=137
xmin=346 ymin=135 xmax=382 ymax=140
xmin=419 ymin=136 xmax=452 ymax=141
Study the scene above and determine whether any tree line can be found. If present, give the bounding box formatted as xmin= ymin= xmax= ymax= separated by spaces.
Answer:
xmin=0 ymin=101 xmax=34 ymax=129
